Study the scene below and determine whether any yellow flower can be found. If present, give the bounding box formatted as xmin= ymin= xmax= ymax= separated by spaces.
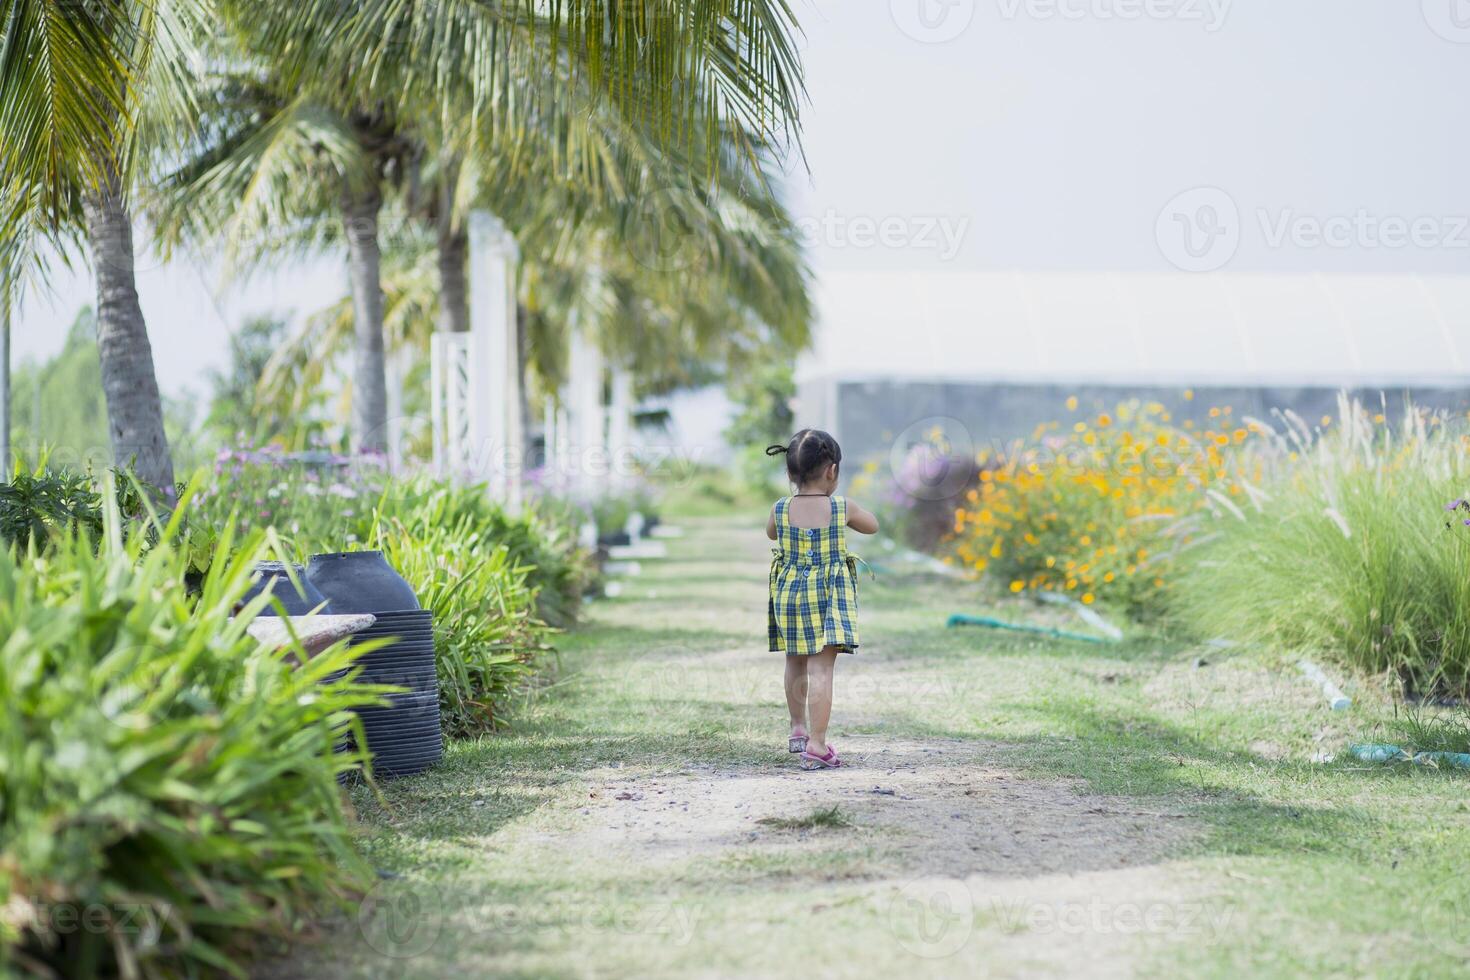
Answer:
xmin=1066 ymin=396 xmax=1079 ymax=411
xmin=1081 ymin=593 xmax=1095 ymax=605
xmin=1097 ymin=414 xmax=1113 ymax=428
xmin=1183 ymin=389 xmax=1195 ymax=401
xmin=1010 ymin=580 xmax=1025 ymax=593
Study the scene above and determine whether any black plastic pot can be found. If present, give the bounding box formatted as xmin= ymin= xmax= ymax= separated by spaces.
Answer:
xmin=327 ymin=596 xmax=442 ymax=779
xmin=357 ymin=625 xmax=432 ymax=637
xmin=359 ymin=665 xmax=436 ymax=687
xmin=371 ymin=740 xmax=445 ymax=761
xmin=354 ymin=638 xmax=434 ymax=651
xmin=359 ymin=719 xmax=443 ymax=740
xmin=241 ymin=562 xmax=330 ymax=616
xmin=359 ymin=699 xmax=439 ymax=719
xmin=305 ymin=551 xmax=421 ymax=613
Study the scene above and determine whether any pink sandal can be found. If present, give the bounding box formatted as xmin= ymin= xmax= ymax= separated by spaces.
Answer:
xmin=788 ymin=729 xmax=808 ymax=754
xmin=801 ymin=745 xmax=841 ymax=770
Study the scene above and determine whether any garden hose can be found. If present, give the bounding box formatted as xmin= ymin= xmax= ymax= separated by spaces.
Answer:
xmin=945 ymin=613 xmax=1119 ymax=645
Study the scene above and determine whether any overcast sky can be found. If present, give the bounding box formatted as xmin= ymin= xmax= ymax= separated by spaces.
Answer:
xmin=14 ymin=0 xmax=1470 ymax=397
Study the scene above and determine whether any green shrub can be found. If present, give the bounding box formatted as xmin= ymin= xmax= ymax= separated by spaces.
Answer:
xmin=193 ymin=457 xmax=593 ymax=628
xmin=369 ymin=515 xmax=552 ymax=737
xmin=1171 ymin=397 xmax=1470 ymax=697
xmin=345 ymin=476 xmax=594 ymax=630
xmin=0 ymin=466 xmax=104 ymax=549
xmin=0 ymin=495 xmax=389 ymax=978
xmin=0 ymin=464 xmax=217 ymax=576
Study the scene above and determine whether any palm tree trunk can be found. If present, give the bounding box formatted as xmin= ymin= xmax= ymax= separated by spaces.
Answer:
xmin=437 ymin=217 xmax=469 ymax=335
xmin=436 ymin=159 xmax=469 ymax=336
xmin=341 ymin=182 xmax=389 ymax=455
xmin=82 ymin=175 xmax=175 ymax=492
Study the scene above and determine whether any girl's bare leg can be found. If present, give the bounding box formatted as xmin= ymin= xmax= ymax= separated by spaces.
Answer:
xmin=784 ymin=655 xmax=809 ymax=735
xmin=805 ymin=646 xmax=840 ymax=755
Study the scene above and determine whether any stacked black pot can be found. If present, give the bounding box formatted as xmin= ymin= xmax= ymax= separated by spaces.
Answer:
xmin=242 ymin=561 xmax=331 ymax=616
xmin=305 ymin=551 xmax=442 ymax=778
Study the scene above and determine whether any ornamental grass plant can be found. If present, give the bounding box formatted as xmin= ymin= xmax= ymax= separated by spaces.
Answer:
xmin=1171 ymin=395 xmax=1470 ymax=699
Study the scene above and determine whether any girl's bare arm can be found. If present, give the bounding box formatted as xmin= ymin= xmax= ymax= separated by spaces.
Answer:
xmin=766 ymin=504 xmax=779 ymax=541
xmin=846 ymin=499 xmax=879 ymax=535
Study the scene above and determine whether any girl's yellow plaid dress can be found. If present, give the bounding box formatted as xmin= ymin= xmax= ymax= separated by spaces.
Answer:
xmin=768 ymin=495 xmax=862 ymax=655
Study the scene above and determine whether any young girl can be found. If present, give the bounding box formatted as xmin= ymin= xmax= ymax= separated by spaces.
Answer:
xmin=765 ymin=429 xmax=878 ymax=770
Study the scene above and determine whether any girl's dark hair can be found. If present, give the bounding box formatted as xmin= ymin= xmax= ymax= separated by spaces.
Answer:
xmin=765 ymin=429 xmax=842 ymax=485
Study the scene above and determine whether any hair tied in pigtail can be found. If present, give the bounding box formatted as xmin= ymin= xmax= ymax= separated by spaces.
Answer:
xmin=765 ymin=444 xmax=789 ymax=457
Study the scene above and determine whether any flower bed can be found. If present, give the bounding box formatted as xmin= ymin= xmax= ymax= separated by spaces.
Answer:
xmin=947 ymin=399 xmax=1264 ymax=616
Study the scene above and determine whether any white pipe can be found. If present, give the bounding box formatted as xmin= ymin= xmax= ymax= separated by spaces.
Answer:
xmin=1037 ymin=591 xmax=1124 ymax=641
xmin=1298 ymin=659 xmax=1352 ymax=711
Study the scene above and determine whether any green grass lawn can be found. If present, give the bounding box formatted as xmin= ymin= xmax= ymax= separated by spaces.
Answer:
xmin=264 ymin=515 xmax=1470 ymax=979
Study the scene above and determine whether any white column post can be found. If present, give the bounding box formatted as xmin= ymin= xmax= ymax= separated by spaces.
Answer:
xmin=385 ymin=346 xmax=405 ymax=471
xmin=608 ymin=366 xmax=633 ymax=488
xmin=555 ymin=402 xmax=570 ymax=493
xmin=567 ymin=329 xmax=605 ymax=496
xmin=467 ymin=210 xmax=520 ymax=500
xmin=505 ymin=305 xmax=523 ymax=510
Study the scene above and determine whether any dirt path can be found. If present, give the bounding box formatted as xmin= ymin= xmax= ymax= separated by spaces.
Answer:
xmin=271 ymin=517 xmax=1223 ymax=979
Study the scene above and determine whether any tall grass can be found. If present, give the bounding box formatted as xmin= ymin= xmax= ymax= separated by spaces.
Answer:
xmin=1171 ymin=396 xmax=1470 ymax=697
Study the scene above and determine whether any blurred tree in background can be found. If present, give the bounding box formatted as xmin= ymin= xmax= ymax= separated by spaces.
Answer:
xmin=10 ymin=308 xmax=194 ymax=472
xmin=724 ymin=361 xmax=797 ymax=493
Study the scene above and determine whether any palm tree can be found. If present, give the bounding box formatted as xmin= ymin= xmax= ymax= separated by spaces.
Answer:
xmin=220 ymin=0 xmax=808 ymax=453
xmin=0 ymin=0 xmax=211 ymax=490
xmin=4 ymin=0 xmax=807 ymax=476
xmin=242 ymin=119 xmax=811 ymax=463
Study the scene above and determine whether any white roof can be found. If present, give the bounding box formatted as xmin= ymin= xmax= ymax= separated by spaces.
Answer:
xmin=799 ymin=271 xmax=1470 ymax=387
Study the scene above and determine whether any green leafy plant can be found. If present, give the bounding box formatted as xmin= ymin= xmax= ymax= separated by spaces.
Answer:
xmin=0 ymin=464 xmax=215 ymax=575
xmin=0 ymin=490 xmax=390 ymax=978
xmin=0 ymin=466 xmax=103 ymax=550
xmin=369 ymin=515 xmax=553 ymax=737
xmin=348 ymin=476 xmax=595 ymax=630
